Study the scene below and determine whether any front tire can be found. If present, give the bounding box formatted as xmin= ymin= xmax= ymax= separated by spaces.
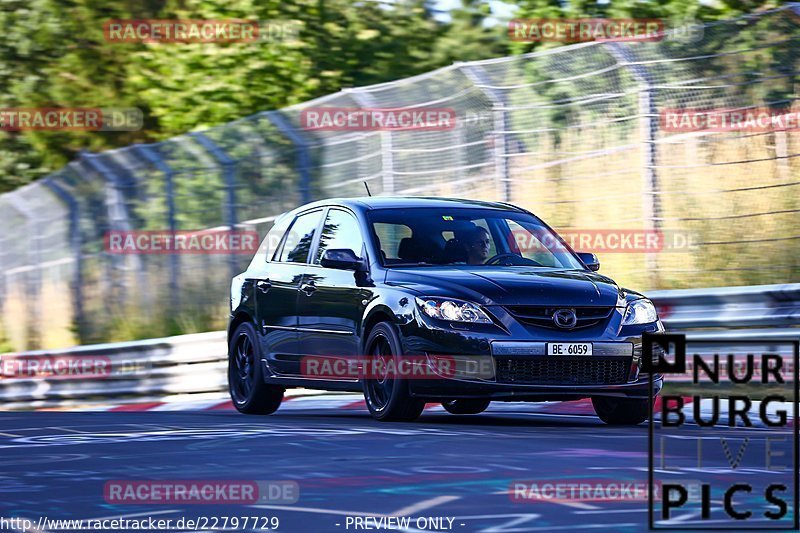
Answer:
xmin=362 ymin=322 xmax=425 ymax=422
xmin=228 ymin=322 xmax=284 ymax=415
xmin=592 ymin=396 xmax=650 ymax=425
xmin=442 ymin=399 xmax=490 ymax=415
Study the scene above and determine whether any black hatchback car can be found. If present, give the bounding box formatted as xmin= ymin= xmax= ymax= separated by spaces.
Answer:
xmin=228 ymin=197 xmax=663 ymax=424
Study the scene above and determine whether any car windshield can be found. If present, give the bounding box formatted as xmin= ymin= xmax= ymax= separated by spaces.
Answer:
xmin=368 ymin=207 xmax=585 ymax=269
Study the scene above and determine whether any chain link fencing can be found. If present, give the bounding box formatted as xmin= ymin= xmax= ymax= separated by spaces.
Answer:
xmin=1 ymin=7 xmax=799 ymax=351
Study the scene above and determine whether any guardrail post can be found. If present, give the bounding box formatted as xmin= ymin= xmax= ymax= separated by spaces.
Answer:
xmin=0 ymin=218 xmax=4 ymax=347
xmin=379 ymin=131 xmax=395 ymax=195
xmin=43 ymin=177 xmax=85 ymax=342
xmin=265 ymin=111 xmax=313 ymax=204
xmin=461 ymin=63 xmax=512 ymax=202
xmin=189 ymin=133 xmax=240 ymax=280
xmin=0 ymin=199 xmax=8 ymax=346
xmin=605 ymin=43 xmax=661 ymax=285
xmin=346 ymin=89 xmax=395 ymax=195
xmin=4 ymin=197 xmax=41 ymax=349
xmin=134 ymin=144 xmax=181 ymax=312
xmin=79 ymin=151 xmax=145 ymax=306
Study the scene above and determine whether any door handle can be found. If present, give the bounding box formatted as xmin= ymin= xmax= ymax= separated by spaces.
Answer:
xmin=300 ymin=281 xmax=317 ymax=296
xmin=256 ymin=280 xmax=271 ymax=293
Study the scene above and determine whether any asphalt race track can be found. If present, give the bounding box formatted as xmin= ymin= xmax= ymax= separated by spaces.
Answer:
xmin=0 ymin=398 xmax=794 ymax=532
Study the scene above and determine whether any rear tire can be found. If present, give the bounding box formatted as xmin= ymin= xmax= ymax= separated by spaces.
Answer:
xmin=228 ymin=322 xmax=284 ymax=415
xmin=592 ymin=397 xmax=650 ymax=425
xmin=442 ymin=399 xmax=490 ymax=415
xmin=362 ymin=322 xmax=425 ymax=422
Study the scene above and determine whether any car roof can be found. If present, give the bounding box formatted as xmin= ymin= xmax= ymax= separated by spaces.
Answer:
xmin=292 ymin=196 xmax=528 ymax=214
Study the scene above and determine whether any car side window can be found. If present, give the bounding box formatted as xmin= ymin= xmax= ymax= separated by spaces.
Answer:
xmin=277 ymin=210 xmax=323 ymax=263
xmin=245 ymin=215 xmax=292 ymax=271
xmin=314 ymin=209 xmax=364 ymax=263
xmin=259 ymin=216 xmax=291 ymax=262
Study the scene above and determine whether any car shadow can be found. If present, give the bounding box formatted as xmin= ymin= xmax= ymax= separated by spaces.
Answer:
xmin=261 ymin=410 xmax=618 ymax=429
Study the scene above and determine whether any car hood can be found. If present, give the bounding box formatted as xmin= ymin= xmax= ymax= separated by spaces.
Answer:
xmin=384 ymin=267 xmax=624 ymax=307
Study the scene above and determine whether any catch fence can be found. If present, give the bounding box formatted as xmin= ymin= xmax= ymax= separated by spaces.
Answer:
xmin=2 ymin=7 xmax=799 ymax=350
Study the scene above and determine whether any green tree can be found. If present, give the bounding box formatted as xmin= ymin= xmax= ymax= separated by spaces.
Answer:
xmin=0 ymin=0 xmax=505 ymax=192
xmin=429 ymin=0 xmax=507 ymax=65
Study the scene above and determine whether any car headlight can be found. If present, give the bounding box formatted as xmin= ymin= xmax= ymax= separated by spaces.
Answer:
xmin=622 ymin=298 xmax=658 ymax=325
xmin=415 ymin=297 xmax=492 ymax=324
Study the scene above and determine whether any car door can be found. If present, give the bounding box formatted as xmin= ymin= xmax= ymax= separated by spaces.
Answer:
xmin=255 ymin=208 xmax=324 ymax=371
xmin=296 ymin=207 xmax=371 ymax=361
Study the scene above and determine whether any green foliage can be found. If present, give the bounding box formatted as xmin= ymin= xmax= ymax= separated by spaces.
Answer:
xmin=0 ymin=0 xmax=505 ymax=193
xmin=509 ymin=0 xmax=781 ymax=54
xmin=0 ymin=0 xmax=785 ymax=193
xmin=102 ymin=302 xmax=227 ymax=343
xmin=428 ymin=0 xmax=508 ymax=66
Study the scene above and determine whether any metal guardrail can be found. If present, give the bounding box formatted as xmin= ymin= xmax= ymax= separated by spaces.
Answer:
xmin=650 ymin=283 xmax=800 ymax=329
xmin=0 ymin=331 xmax=227 ymax=409
xmin=0 ymin=284 xmax=797 ymax=409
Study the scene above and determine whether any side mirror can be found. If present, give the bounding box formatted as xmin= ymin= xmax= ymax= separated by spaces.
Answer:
xmin=320 ymin=248 xmax=366 ymax=271
xmin=577 ymin=252 xmax=600 ymax=272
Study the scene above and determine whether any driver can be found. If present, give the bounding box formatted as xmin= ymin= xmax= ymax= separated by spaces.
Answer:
xmin=462 ymin=226 xmax=491 ymax=265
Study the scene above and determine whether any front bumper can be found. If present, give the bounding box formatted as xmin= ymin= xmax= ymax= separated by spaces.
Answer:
xmin=400 ymin=310 xmax=664 ymax=401
xmin=409 ymin=370 xmax=662 ymax=401
xmin=407 ymin=341 xmax=661 ymax=400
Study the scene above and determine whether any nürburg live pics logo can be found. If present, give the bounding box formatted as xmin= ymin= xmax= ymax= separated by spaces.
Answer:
xmin=643 ymin=332 xmax=798 ymax=530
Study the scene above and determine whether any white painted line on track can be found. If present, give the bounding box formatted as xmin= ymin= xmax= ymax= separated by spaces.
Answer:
xmin=45 ymin=426 xmax=89 ymax=434
xmin=492 ymin=489 xmax=601 ymax=510
xmin=391 ymin=495 xmax=461 ymax=516
xmin=250 ymin=504 xmax=390 ymax=517
xmin=151 ymin=400 xmax=225 ymax=411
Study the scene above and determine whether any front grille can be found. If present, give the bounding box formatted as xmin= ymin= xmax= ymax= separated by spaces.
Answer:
xmin=505 ymin=306 xmax=614 ymax=329
xmin=496 ymin=357 xmax=629 ymax=385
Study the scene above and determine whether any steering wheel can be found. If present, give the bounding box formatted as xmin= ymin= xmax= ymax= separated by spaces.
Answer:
xmin=485 ymin=253 xmax=542 ymax=266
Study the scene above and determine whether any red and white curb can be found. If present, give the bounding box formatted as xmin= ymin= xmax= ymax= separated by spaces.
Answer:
xmin=29 ymin=392 xmax=794 ymax=427
xmin=36 ymin=391 xmax=599 ymax=414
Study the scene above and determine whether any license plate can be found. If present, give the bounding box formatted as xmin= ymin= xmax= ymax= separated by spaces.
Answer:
xmin=547 ymin=342 xmax=592 ymax=356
